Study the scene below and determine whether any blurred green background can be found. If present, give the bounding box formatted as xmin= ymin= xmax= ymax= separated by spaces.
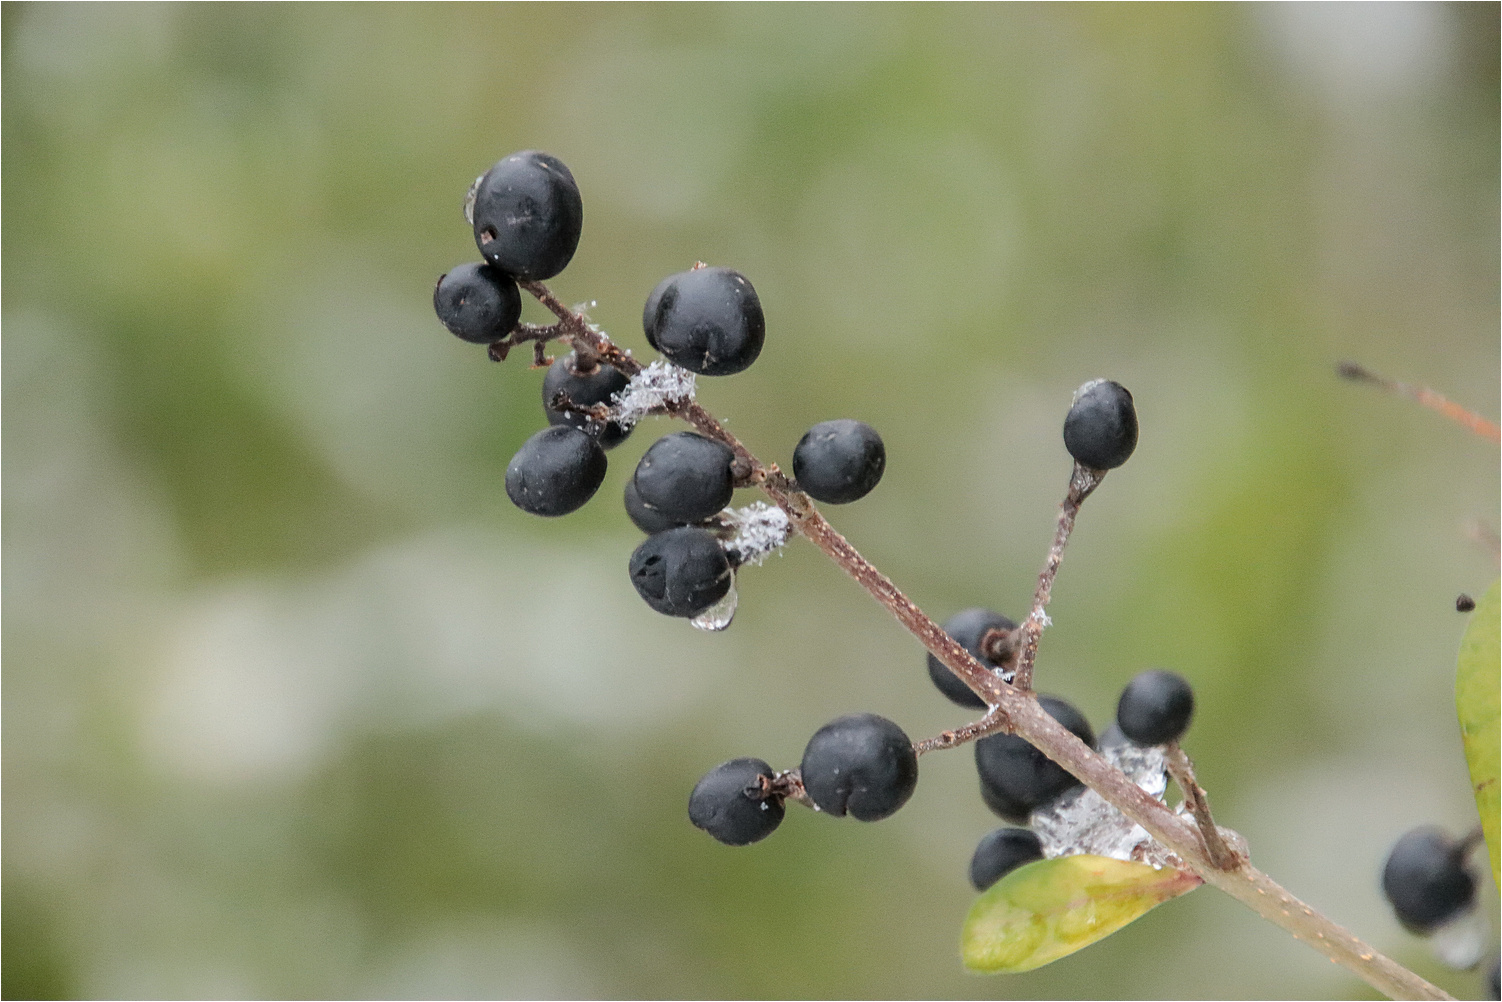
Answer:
xmin=4 ymin=3 xmax=1498 ymax=999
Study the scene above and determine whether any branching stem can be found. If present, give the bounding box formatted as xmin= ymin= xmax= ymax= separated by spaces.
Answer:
xmin=515 ymin=282 xmax=1450 ymax=1002
xmin=1164 ymin=742 xmax=1238 ymax=870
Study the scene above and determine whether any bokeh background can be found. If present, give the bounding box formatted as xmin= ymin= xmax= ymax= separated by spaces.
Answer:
xmin=4 ymin=4 xmax=1498 ymax=999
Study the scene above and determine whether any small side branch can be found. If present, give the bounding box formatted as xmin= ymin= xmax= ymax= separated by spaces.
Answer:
xmin=1164 ymin=742 xmax=1239 ymax=870
xmin=913 ymin=709 xmax=1006 ymax=755
xmin=1338 ymin=361 xmax=1501 ymax=443
xmin=1012 ymin=463 xmax=1102 ymax=690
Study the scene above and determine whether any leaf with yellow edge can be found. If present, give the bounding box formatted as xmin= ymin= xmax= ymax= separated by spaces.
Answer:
xmin=962 ymin=855 xmax=1201 ymax=973
xmin=1456 ymin=578 xmax=1500 ymax=885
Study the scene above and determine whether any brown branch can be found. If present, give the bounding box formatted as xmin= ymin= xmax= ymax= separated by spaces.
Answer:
xmin=1164 ymin=742 xmax=1239 ymax=870
xmin=1338 ymin=361 xmax=1500 ymax=444
xmin=1012 ymin=463 xmax=1101 ymax=690
xmin=512 ymin=281 xmax=1448 ymax=1001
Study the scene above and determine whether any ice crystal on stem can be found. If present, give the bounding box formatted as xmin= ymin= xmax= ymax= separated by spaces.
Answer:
xmin=1032 ymin=741 xmax=1179 ymax=867
xmin=611 ymin=360 xmax=697 ymax=428
xmin=720 ymin=503 xmax=791 ymax=566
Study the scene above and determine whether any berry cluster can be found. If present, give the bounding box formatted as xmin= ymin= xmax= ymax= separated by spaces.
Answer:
xmin=433 ymin=152 xmax=888 ymax=627
xmin=967 ymin=669 xmax=1194 ymax=889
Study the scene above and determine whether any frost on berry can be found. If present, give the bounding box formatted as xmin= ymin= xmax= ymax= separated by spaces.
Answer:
xmin=463 ymin=173 xmax=484 ymax=225
xmin=611 ymin=359 xmax=698 ymax=428
xmin=719 ymin=502 xmax=791 ymax=566
xmin=1031 ymin=742 xmax=1177 ymax=867
xmin=1428 ymin=906 xmax=1489 ymax=970
xmin=690 ymin=581 xmax=738 ymax=632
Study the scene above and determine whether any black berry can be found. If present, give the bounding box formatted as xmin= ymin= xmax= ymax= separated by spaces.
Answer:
xmin=633 ymin=431 xmax=736 ymax=524
xmin=433 ymin=262 xmax=522 ymax=344
xmin=1116 ymin=669 xmax=1195 ymax=746
xmin=800 ymin=713 xmax=918 ymax=822
xmin=628 ymin=526 xmax=733 ymax=618
xmin=1457 ymin=593 xmax=1476 ymax=613
xmin=504 ymin=426 xmax=607 ymax=517
xmin=927 ymin=608 xmax=1017 ymax=709
xmin=792 ymin=419 xmax=886 ymax=505
xmin=542 ymin=352 xmax=632 ymax=449
xmin=1063 ymin=379 xmax=1138 ymax=470
xmin=1381 ymin=827 xmax=1476 ymax=932
xmin=471 ymin=151 xmax=583 ymax=281
xmin=624 ymin=478 xmax=691 ymax=535
xmin=969 ymin=827 xmax=1045 ymax=891
xmin=688 ymin=758 xmax=785 ymax=846
xmin=975 ymin=696 xmax=1093 ymax=822
xmin=642 ymin=267 xmax=765 ymax=376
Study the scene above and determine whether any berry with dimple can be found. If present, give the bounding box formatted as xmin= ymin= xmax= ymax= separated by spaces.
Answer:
xmin=1381 ymin=827 xmax=1476 ymax=932
xmin=505 ymin=426 xmax=607 ymax=517
xmin=928 ymin=608 xmax=1017 ymax=709
xmin=800 ymin=713 xmax=918 ymax=822
xmin=629 ymin=526 xmax=733 ymax=618
xmin=433 ymin=263 xmax=522 ymax=344
xmin=689 ymin=758 xmax=785 ymax=846
xmin=643 ymin=266 xmax=765 ymax=376
xmin=1116 ymin=669 xmax=1195 ymax=746
xmin=792 ymin=419 xmax=886 ymax=504
xmin=975 ymin=696 xmax=1094 ymax=823
xmin=633 ymin=431 xmax=736 ymax=524
xmin=471 ymin=150 xmax=583 ymax=281
xmin=1063 ymin=379 xmax=1138 ymax=470
xmin=542 ymin=352 xmax=632 ymax=449
xmin=969 ymin=827 xmax=1045 ymax=891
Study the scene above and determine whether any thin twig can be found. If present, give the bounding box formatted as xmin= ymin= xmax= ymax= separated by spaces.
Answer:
xmin=1338 ymin=361 xmax=1500 ymax=444
xmin=514 ymin=281 xmax=1449 ymax=1001
xmin=1012 ymin=463 xmax=1102 ymax=690
xmin=1164 ymin=742 xmax=1239 ymax=870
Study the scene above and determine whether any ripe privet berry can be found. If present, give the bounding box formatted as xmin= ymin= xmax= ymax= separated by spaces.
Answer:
xmin=688 ymin=757 xmax=785 ymax=846
xmin=433 ymin=262 xmax=522 ymax=344
xmin=542 ymin=352 xmax=632 ymax=449
xmin=628 ymin=526 xmax=733 ymax=618
xmin=1381 ymin=827 xmax=1477 ymax=932
xmin=792 ymin=419 xmax=886 ymax=505
xmin=642 ymin=266 xmax=765 ymax=376
xmin=975 ymin=696 xmax=1094 ymax=823
xmin=471 ymin=150 xmax=583 ymax=281
xmin=927 ymin=608 xmax=1018 ymax=710
xmin=800 ymin=713 xmax=918 ymax=822
xmin=504 ymin=426 xmax=607 ymax=517
xmin=1062 ymin=379 xmax=1138 ymax=470
xmin=969 ymin=827 xmax=1045 ymax=892
xmin=633 ymin=431 xmax=736 ymax=524
xmin=1116 ymin=669 xmax=1195 ymax=746
xmin=624 ymin=478 xmax=692 ymax=535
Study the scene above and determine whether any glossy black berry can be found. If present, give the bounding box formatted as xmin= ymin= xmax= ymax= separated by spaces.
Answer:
xmin=1381 ymin=827 xmax=1476 ymax=932
xmin=800 ymin=713 xmax=918 ymax=821
xmin=628 ymin=526 xmax=733 ymax=618
xmin=689 ymin=757 xmax=785 ymax=846
xmin=433 ymin=263 xmax=522 ymax=344
xmin=542 ymin=352 xmax=632 ymax=449
xmin=633 ymin=432 xmax=736 ymax=524
xmin=1063 ymin=379 xmax=1138 ymax=470
xmin=975 ymin=696 xmax=1093 ymax=822
xmin=471 ymin=151 xmax=583 ymax=281
xmin=969 ymin=827 xmax=1045 ymax=891
xmin=928 ymin=608 xmax=1018 ymax=709
xmin=624 ymin=478 xmax=691 ymax=535
xmin=1116 ymin=669 xmax=1195 ymax=746
xmin=504 ymin=426 xmax=607 ymax=517
xmin=792 ymin=420 xmax=886 ymax=505
xmin=642 ymin=267 xmax=765 ymax=376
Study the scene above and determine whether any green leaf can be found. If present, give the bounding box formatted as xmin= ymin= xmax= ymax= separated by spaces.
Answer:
xmin=961 ymin=855 xmax=1201 ymax=973
xmin=1456 ymin=578 xmax=1500 ymax=885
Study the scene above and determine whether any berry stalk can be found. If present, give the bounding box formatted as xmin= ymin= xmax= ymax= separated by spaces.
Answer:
xmin=1013 ymin=462 xmax=1101 ymax=691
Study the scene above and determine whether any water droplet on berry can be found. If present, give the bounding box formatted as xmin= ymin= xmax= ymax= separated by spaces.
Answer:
xmin=691 ymin=578 xmax=738 ymax=632
xmin=463 ymin=173 xmax=483 ymax=225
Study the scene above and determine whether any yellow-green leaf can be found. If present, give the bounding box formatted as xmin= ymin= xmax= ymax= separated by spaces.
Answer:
xmin=1456 ymin=578 xmax=1500 ymax=885
xmin=962 ymin=855 xmax=1201 ymax=973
